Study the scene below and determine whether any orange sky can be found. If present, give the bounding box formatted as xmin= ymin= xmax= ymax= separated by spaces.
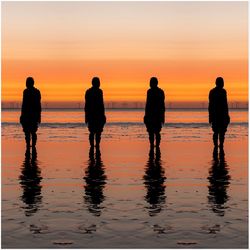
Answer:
xmin=2 ymin=2 xmax=248 ymax=105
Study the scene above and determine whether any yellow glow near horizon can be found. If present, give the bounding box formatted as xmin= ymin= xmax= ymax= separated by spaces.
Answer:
xmin=2 ymin=2 xmax=248 ymax=105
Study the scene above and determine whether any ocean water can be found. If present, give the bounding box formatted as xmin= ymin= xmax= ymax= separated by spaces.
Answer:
xmin=2 ymin=108 xmax=248 ymax=142
xmin=2 ymin=109 xmax=248 ymax=248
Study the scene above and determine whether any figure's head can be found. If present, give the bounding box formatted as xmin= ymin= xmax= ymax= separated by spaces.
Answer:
xmin=92 ymin=77 xmax=100 ymax=88
xmin=26 ymin=77 xmax=34 ymax=89
xmin=215 ymin=77 xmax=224 ymax=89
xmin=150 ymin=77 xmax=158 ymax=88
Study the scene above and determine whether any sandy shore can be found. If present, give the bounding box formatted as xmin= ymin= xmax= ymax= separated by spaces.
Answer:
xmin=2 ymin=134 xmax=248 ymax=248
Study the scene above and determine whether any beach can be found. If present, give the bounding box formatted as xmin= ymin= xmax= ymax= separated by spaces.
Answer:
xmin=2 ymin=109 xmax=248 ymax=248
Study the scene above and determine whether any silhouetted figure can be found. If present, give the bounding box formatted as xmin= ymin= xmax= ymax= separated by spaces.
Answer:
xmin=143 ymin=148 xmax=166 ymax=216
xmin=84 ymin=148 xmax=106 ymax=216
xmin=207 ymin=148 xmax=230 ymax=216
xmin=20 ymin=77 xmax=41 ymax=149
xmin=144 ymin=77 xmax=165 ymax=150
xmin=19 ymin=147 xmax=43 ymax=216
xmin=85 ymin=77 xmax=106 ymax=150
xmin=208 ymin=77 xmax=230 ymax=150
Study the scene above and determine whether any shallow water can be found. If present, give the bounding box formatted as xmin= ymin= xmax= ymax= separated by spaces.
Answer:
xmin=2 ymin=109 xmax=248 ymax=248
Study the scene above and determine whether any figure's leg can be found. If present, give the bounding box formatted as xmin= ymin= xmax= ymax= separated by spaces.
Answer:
xmin=31 ymin=132 xmax=37 ymax=147
xmin=212 ymin=125 xmax=218 ymax=148
xmin=149 ymin=131 xmax=154 ymax=148
xmin=96 ymin=132 xmax=101 ymax=149
xmin=213 ymin=131 xmax=218 ymax=148
xmin=155 ymin=132 xmax=161 ymax=148
xmin=219 ymin=130 xmax=225 ymax=149
xmin=89 ymin=132 xmax=95 ymax=147
xmin=24 ymin=131 xmax=31 ymax=148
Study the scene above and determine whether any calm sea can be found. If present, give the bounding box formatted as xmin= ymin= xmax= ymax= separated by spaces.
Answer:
xmin=2 ymin=108 xmax=248 ymax=142
xmin=2 ymin=108 xmax=248 ymax=248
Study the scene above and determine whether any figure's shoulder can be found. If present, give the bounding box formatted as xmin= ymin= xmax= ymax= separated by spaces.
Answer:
xmin=147 ymin=88 xmax=151 ymax=94
xmin=159 ymin=87 xmax=164 ymax=94
xmin=209 ymin=87 xmax=216 ymax=95
xmin=33 ymin=88 xmax=41 ymax=98
xmin=85 ymin=88 xmax=92 ymax=94
xmin=157 ymin=88 xmax=165 ymax=97
xmin=34 ymin=87 xmax=41 ymax=94
xmin=222 ymin=88 xmax=227 ymax=94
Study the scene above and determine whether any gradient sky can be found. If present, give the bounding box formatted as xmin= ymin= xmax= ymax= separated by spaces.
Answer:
xmin=2 ymin=1 xmax=248 ymax=104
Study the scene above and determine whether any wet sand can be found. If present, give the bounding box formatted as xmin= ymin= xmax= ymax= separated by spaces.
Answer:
xmin=2 ymin=135 xmax=248 ymax=248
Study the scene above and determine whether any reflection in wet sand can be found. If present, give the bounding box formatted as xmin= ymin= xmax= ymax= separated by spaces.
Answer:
xmin=143 ymin=148 xmax=166 ymax=216
xmin=84 ymin=148 xmax=107 ymax=216
xmin=207 ymin=148 xmax=231 ymax=216
xmin=19 ymin=147 xmax=43 ymax=216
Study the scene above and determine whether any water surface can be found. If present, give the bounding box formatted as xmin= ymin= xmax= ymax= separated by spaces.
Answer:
xmin=2 ymin=109 xmax=248 ymax=248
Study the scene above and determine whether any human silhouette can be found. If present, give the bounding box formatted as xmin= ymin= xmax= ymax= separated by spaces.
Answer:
xmin=84 ymin=77 xmax=106 ymax=150
xmin=20 ymin=77 xmax=41 ymax=149
xmin=143 ymin=148 xmax=166 ymax=216
xmin=207 ymin=148 xmax=230 ymax=216
xmin=84 ymin=148 xmax=107 ymax=216
xmin=144 ymin=77 xmax=165 ymax=150
xmin=19 ymin=147 xmax=43 ymax=216
xmin=208 ymin=77 xmax=230 ymax=150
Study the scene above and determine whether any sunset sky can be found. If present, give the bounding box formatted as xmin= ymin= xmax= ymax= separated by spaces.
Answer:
xmin=2 ymin=1 xmax=248 ymax=106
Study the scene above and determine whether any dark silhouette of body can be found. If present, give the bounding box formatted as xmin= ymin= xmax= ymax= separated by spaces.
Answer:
xmin=208 ymin=77 xmax=230 ymax=149
xmin=207 ymin=148 xmax=230 ymax=216
xmin=143 ymin=148 xmax=166 ymax=216
xmin=85 ymin=77 xmax=106 ymax=150
xmin=84 ymin=148 xmax=106 ymax=216
xmin=20 ymin=77 xmax=41 ymax=149
xmin=19 ymin=148 xmax=42 ymax=217
xmin=144 ymin=77 xmax=165 ymax=149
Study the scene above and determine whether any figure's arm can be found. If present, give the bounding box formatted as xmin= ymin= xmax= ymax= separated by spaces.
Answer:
xmin=144 ymin=90 xmax=149 ymax=124
xmin=20 ymin=90 xmax=26 ymax=124
xmin=224 ymin=90 xmax=230 ymax=124
xmin=38 ymin=90 xmax=41 ymax=123
xmin=100 ymin=90 xmax=106 ymax=123
xmin=162 ymin=91 xmax=165 ymax=124
xmin=208 ymin=91 xmax=213 ymax=124
xmin=84 ymin=91 xmax=88 ymax=124
xmin=100 ymin=90 xmax=105 ymax=114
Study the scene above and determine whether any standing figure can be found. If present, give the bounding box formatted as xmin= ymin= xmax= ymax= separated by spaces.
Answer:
xmin=208 ymin=77 xmax=230 ymax=150
xmin=20 ymin=77 xmax=41 ymax=150
xmin=85 ymin=77 xmax=106 ymax=150
xmin=144 ymin=77 xmax=165 ymax=150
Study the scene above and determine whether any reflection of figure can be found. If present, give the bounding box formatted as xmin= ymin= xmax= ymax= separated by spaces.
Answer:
xmin=84 ymin=148 xmax=106 ymax=216
xmin=208 ymin=77 xmax=230 ymax=150
xmin=85 ymin=77 xmax=106 ymax=150
xmin=143 ymin=148 xmax=166 ymax=216
xmin=207 ymin=148 xmax=230 ymax=216
xmin=19 ymin=147 xmax=43 ymax=216
xmin=20 ymin=77 xmax=41 ymax=149
xmin=144 ymin=77 xmax=165 ymax=150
